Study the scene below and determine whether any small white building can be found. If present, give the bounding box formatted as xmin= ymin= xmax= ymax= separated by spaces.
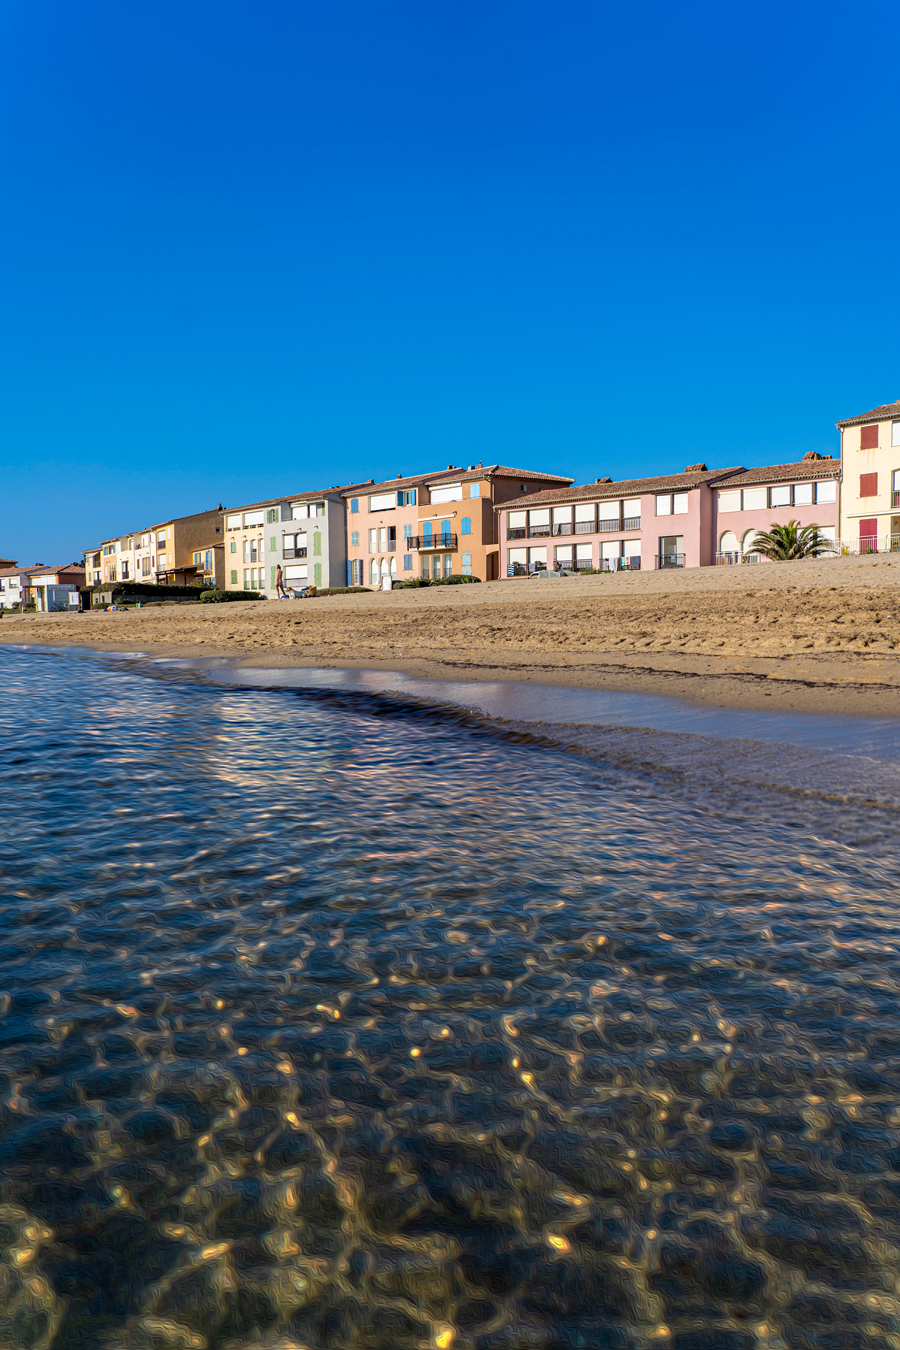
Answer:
xmin=0 ymin=566 xmax=30 ymax=609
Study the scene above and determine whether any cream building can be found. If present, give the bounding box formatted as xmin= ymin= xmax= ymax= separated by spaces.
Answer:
xmin=836 ymin=398 xmax=900 ymax=552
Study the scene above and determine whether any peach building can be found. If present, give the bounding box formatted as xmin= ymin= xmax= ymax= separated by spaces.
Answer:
xmin=343 ymin=464 xmax=572 ymax=585
xmin=836 ymin=398 xmax=900 ymax=552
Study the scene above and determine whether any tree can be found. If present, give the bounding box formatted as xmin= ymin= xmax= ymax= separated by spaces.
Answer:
xmin=750 ymin=520 xmax=832 ymax=561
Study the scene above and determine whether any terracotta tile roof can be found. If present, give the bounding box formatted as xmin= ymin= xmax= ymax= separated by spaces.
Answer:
xmin=27 ymin=564 xmax=85 ymax=576
xmin=836 ymin=399 xmax=900 ymax=429
xmin=341 ymin=465 xmax=573 ymax=497
xmin=722 ymin=456 xmax=840 ymax=487
xmin=495 ymin=466 xmax=745 ymax=510
xmin=0 ymin=567 xmax=27 ymax=578
xmin=227 ymin=481 xmax=374 ymax=514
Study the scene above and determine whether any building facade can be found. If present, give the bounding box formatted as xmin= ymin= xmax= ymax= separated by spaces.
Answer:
xmin=224 ymin=484 xmax=369 ymax=596
xmin=84 ymin=509 xmax=226 ymax=589
xmin=836 ymin=399 xmax=900 ymax=552
xmin=0 ymin=565 xmax=31 ymax=609
xmin=713 ymin=454 xmax=840 ymax=562
xmin=29 ymin=563 xmax=85 ymax=611
xmin=498 ymin=465 xmax=743 ymax=574
xmin=343 ymin=464 xmax=573 ymax=586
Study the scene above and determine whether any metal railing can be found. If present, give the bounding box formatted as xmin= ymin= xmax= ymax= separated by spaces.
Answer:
xmin=552 ymin=523 xmax=572 ymax=535
xmin=599 ymin=557 xmax=641 ymax=572
xmin=574 ymin=521 xmax=595 ymax=534
xmin=715 ymin=551 xmax=760 ymax=565
xmin=527 ymin=525 xmax=550 ymax=537
xmin=283 ymin=547 xmax=307 ymax=560
xmin=656 ymin=554 xmax=685 ymax=569
xmin=893 ymin=492 xmax=900 ymax=507
xmin=507 ymin=527 xmax=526 ymax=540
xmin=408 ymin=535 xmax=458 ymax=550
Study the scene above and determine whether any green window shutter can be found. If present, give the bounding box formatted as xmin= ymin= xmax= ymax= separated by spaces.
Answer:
xmin=313 ymin=563 xmax=322 ymax=586
xmin=271 ymin=565 xmax=276 ymax=589
xmin=230 ymin=569 xmax=237 ymax=584
xmin=270 ymin=536 xmax=276 ymax=551
xmin=313 ymin=533 xmax=322 ymax=556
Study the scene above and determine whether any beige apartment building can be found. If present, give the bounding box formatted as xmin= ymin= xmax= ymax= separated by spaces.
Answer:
xmin=836 ymin=398 xmax=900 ymax=552
xmin=84 ymin=507 xmax=226 ymax=589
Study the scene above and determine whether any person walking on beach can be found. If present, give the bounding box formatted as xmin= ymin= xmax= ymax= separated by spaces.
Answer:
xmin=275 ymin=564 xmax=289 ymax=599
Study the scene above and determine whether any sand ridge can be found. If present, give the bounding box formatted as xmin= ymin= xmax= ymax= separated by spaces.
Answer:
xmin=5 ymin=552 xmax=900 ymax=716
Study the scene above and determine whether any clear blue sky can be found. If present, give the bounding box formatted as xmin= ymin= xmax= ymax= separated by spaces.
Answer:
xmin=2 ymin=0 xmax=898 ymax=562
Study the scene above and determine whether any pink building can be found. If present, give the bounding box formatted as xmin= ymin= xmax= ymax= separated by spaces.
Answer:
xmin=713 ymin=453 xmax=840 ymax=563
xmin=499 ymin=454 xmax=842 ymax=573
xmin=499 ymin=464 xmax=743 ymax=574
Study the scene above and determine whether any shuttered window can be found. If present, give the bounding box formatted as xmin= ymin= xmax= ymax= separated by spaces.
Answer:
xmin=860 ymin=425 xmax=879 ymax=449
xmin=860 ymin=473 xmax=878 ymax=498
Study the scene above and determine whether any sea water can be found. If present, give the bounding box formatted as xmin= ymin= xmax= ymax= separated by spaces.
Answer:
xmin=2 ymin=647 xmax=900 ymax=1350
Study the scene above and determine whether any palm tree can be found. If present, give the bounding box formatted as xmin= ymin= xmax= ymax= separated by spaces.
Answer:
xmin=750 ymin=520 xmax=832 ymax=561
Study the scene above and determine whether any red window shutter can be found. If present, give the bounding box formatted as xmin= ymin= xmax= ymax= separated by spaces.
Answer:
xmin=860 ymin=424 xmax=879 ymax=449
xmin=859 ymin=473 xmax=878 ymax=497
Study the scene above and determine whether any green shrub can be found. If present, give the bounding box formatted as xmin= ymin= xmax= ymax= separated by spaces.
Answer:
xmin=317 ymin=586 xmax=373 ymax=596
xmin=431 ymin=573 xmax=481 ymax=586
xmin=199 ymin=589 xmax=262 ymax=603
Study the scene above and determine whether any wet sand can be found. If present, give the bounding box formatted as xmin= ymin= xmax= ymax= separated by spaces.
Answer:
xmin=6 ymin=551 xmax=900 ymax=716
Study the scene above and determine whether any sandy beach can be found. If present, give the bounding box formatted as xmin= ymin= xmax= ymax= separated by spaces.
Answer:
xmin=6 ymin=551 xmax=900 ymax=717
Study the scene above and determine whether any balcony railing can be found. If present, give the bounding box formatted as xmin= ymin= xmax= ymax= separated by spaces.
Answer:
xmin=552 ymin=523 xmax=572 ymax=535
xmin=892 ymin=491 xmax=900 ymax=507
xmin=716 ymin=552 xmax=760 ymax=565
xmin=408 ymin=535 xmax=458 ymax=551
xmin=599 ymin=557 xmax=641 ymax=572
xmin=574 ymin=521 xmax=595 ymax=534
xmin=527 ymin=525 xmax=550 ymax=537
xmin=507 ymin=527 xmax=526 ymax=540
xmin=656 ymin=554 xmax=685 ymax=569
xmin=283 ymin=547 xmax=307 ymax=560
xmin=597 ymin=515 xmax=641 ymax=534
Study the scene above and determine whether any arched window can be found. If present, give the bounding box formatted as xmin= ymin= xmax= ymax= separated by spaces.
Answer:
xmin=719 ymin=530 xmax=740 ymax=555
xmin=390 ymin=556 xmax=397 ymax=578
xmin=461 ymin=516 xmax=472 ymax=535
xmin=380 ymin=558 xmax=390 ymax=578
xmin=742 ymin=529 xmax=760 ymax=554
xmin=369 ymin=558 xmax=379 ymax=585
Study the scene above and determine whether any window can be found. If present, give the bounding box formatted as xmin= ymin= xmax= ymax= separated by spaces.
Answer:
xmin=244 ymin=510 xmax=265 ymax=527
xmin=350 ymin=498 xmax=359 ymax=513
xmin=243 ymin=569 xmax=250 ymax=590
xmin=378 ymin=527 xmax=386 ymax=552
xmin=861 ymin=425 xmax=879 ymax=450
xmin=893 ymin=421 xmax=900 ymax=447
xmin=226 ymin=514 xmax=241 ymax=530
xmin=741 ymin=488 xmax=766 ymax=511
xmin=403 ymin=523 xmax=413 ymax=539
xmin=142 ymin=557 xmax=151 ymax=577
xmin=281 ymin=504 xmax=294 ymax=522
xmin=507 ymin=511 xmax=526 ymax=537
xmin=285 ymin=563 xmax=308 ymax=582
xmin=429 ymin=483 xmax=463 ymax=503
xmin=860 ymin=473 xmax=878 ymax=497
xmin=816 ymin=479 xmax=837 ymax=504
xmin=370 ymin=558 xmax=379 ymax=585
xmin=793 ymin=482 xmax=813 ymax=506
xmin=193 ymin=551 xmax=202 ymax=566
xmin=717 ymin=490 xmax=740 ymax=513
xmin=156 ymin=532 xmax=166 ymax=548
xmin=769 ymin=485 xmax=791 ymax=508
xmin=350 ymin=530 xmax=359 ymax=547
xmin=292 ymin=503 xmax=309 ymax=520
xmin=270 ymin=536 xmax=277 ymax=550
xmin=141 ymin=534 xmax=150 ymax=549
xmin=121 ymin=561 xmax=130 ymax=579
xmin=368 ymin=528 xmax=377 ymax=550
xmin=313 ymin=564 xmax=322 ymax=586
xmin=313 ymin=533 xmax=322 ymax=556
xmin=461 ymin=516 xmax=472 ymax=535
xmin=574 ymin=503 xmax=595 ymax=532
xmin=230 ymin=539 xmax=236 ymax=553
xmin=461 ymin=551 xmax=472 ymax=574
xmin=469 ymin=484 xmax=481 ymax=498
xmin=552 ymin=506 xmax=572 ymax=534
xmin=266 ymin=509 xmax=278 ymax=524
xmin=369 ymin=492 xmax=396 ymax=511
xmin=398 ymin=489 xmax=416 ymax=506
xmin=672 ymin=492 xmax=689 ymax=514
xmin=656 ymin=495 xmax=672 ymax=515
xmin=403 ymin=553 xmax=413 ymax=570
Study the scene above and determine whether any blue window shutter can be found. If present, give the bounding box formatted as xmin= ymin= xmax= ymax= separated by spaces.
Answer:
xmin=351 ymin=498 xmax=358 ymax=513
xmin=424 ymin=521 xmax=433 ymax=536
xmin=461 ymin=517 xmax=471 ymax=535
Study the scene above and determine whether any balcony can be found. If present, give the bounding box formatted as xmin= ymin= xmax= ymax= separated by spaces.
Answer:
xmin=893 ymin=491 xmax=900 ymax=507
xmin=407 ymin=535 xmax=458 ymax=551
xmin=656 ymin=554 xmax=685 ymax=569
xmin=599 ymin=558 xmax=641 ymax=572
xmin=283 ymin=547 xmax=307 ymax=560
xmin=527 ymin=524 xmax=550 ymax=538
xmin=507 ymin=527 xmax=526 ymax=540
xmin=574 ymin=521 xmax=595 ymax=534
xmin=597 ymin=516 xmax=641 ymax=533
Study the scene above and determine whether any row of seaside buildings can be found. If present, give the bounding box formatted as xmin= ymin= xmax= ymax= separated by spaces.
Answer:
xmin=4 ymin=397 xmax=900 ymax=609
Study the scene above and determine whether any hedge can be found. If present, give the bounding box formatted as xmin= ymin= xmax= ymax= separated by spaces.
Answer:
xmin=199 ymin=589 xmax=263 ymax=603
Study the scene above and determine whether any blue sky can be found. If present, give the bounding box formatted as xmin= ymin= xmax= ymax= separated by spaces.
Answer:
xmin=1 ymin=0 xmax=899 ymax=562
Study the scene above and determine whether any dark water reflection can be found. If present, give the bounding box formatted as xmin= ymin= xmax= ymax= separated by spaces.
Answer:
xmin=3 ymin=649 xmax=900 ymax=1350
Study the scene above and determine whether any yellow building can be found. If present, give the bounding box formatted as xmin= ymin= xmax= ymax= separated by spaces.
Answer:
xmin=836 ymin=398 xmax=900 ymax=552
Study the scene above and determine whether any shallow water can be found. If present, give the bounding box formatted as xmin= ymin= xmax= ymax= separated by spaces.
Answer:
xmin=3 ymin=648 xmax=900 ymax=1350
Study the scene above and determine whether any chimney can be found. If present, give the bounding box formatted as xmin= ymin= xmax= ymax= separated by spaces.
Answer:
xmin=684 ymin=463 xmax=707 ymax=472
xmin=595 ymin=476 xmax=612 ymax=484
xmin=801 ymin=451 xmax=822 ymax=461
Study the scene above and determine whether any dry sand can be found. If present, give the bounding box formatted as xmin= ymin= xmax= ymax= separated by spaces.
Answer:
xmin=6 ymin=552 xmax=900 ymax=717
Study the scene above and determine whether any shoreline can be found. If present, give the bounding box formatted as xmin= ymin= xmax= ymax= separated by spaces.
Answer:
xmin=4 ymin=552 xmax=900 ymax=718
